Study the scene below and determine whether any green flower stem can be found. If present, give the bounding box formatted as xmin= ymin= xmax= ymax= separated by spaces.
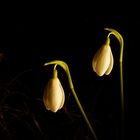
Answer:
xmin=105 ymin=28 xmax=124 ymax=63
xmin=44 ymin=60 xmax=98 ymax=140
xmin=105 ymin=28 xmax=124 ymax=139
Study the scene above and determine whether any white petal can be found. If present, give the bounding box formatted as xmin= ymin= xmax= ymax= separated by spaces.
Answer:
xmin=92 ymin=47 xmax=102 ymax=72
xmin=43 ymin=81 xmax=52 ymax=111
xmin=43 ymin=78 xmax=65 ymax=112
xmin=105 ymin=49 xmax=114 ymax=75
xmin=95 ymin=44 xmax=111 ymax=76
xmin=58 ymin=81 xmax=65 ymax=109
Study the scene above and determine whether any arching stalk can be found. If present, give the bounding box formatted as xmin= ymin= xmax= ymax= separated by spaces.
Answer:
xmin=105 ymin=28 xmax=124 ymax=139
xmin=44 ymin=60 xmax=98 ymax=140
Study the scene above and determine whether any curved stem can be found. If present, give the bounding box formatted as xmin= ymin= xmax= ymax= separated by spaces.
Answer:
xmin=105 ymin=28 xmax=124 ymax=139
xmin=44 ymin=60 xmax=98 ymax=140
xmin=105 ymin=28 xmax=124 ymax=63
xmin=53 ymin=64 xmax=57 ymax=70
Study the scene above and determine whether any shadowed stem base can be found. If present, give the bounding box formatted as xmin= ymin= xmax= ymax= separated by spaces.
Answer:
xmin=120 ymin=61 xmax=125 ymax=140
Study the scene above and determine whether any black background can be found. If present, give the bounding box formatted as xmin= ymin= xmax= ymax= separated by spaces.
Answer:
xmin=0 ymin=2 xmax=139 ymax=140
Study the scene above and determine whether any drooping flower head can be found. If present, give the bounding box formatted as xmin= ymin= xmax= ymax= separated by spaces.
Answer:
xmin=43 ymin=68 xmax=65 ymax=112
xmin=92 ymin=37 xmax=114 ymax=76
xmin=43 ymin=60 xmax=98 ymax=139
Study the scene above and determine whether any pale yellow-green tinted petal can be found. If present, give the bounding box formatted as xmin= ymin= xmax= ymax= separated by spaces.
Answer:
xmin=92 ymin=47 xmax=102 ymax=72
xmin=43 ymin=78 xmax=64 ymax=112
xmin=43 ymin=80 xmax=52 ymax=111
xmin=105 ymin=48 xmax=114 ymax=75
xmin=57 ymin=80 xmax=65 ymax=110
xmin=95 ymin=44 xmax=111 ymax=76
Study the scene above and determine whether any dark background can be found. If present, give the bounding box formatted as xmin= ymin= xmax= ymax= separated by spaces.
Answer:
xmin=0 ymin=2 xmax=138 ymax=140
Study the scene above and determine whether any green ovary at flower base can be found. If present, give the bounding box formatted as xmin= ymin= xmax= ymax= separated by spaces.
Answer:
xmin=44 ymin=60 xmax=98 ymax=140
xmin=92 ymin=28 xmax=124 ymax=139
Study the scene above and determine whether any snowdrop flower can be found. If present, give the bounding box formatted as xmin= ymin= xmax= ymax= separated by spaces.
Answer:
xmin=92 ymin=37 xmax=114 ymax=76
xmin=44 ymin=60 xmax=98 ymax=139
xmin=43 ymin=69 xmax=65 ymax=112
